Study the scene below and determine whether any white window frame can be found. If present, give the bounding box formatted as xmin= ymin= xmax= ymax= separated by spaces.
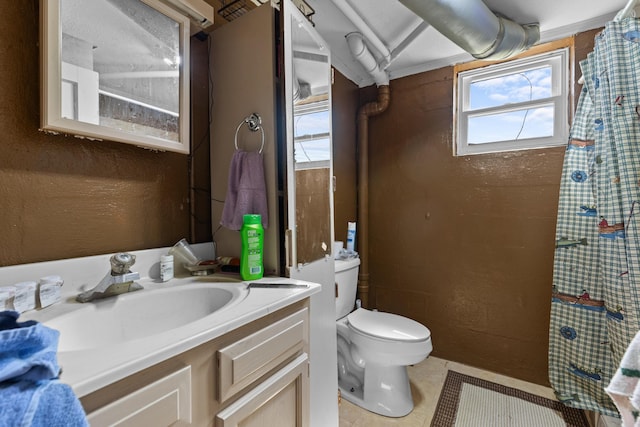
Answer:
xmin=455 ymin=47 xmax=570 ymax=156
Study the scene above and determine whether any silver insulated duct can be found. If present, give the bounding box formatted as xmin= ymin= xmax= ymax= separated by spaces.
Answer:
xmin=398 ymin=0 xmax=539 ymax=60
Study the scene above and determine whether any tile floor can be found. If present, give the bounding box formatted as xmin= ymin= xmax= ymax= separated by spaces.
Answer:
xmin=338 ymin=356 xmax=558 ymax=427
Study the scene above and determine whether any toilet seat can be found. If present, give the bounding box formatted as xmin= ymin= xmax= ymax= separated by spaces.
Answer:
xmin=347 ymin=308 xmax=430 ymax=342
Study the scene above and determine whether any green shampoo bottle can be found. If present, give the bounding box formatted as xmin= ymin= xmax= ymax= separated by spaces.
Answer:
xmin=240 ymin=214 xmax=264 ymax=280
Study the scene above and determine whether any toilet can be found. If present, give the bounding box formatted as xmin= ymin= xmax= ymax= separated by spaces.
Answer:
xmin=335 ymin=258 xmax=432 ymax=417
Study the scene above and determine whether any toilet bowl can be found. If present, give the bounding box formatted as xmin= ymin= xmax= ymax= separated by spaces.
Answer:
xmin=335 ymin=258 xmax=432 ymax=417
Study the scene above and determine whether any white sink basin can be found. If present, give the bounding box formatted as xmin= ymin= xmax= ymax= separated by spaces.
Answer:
xmin=47 ymin=283 xmax=248 ymax=352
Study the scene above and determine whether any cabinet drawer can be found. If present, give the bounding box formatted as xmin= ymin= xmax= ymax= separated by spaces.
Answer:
xmin=218 ymin=307 xmax=308 ymax=403
xmin=86 ymin=365 xmax=191 ymax=427
xmin=215 ymin=353 xmax=309 ymax=427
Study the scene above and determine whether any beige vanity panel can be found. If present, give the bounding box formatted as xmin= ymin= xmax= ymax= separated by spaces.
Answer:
xmin=218 ymin=307 xmax=308 ymax=403
xmin=81 ymin=300 xmax=309 ymax=426
xmin=215 ymin=353 xmax=309 ymax=427
xmin=85 ymin=366 xmax=192 ymax=426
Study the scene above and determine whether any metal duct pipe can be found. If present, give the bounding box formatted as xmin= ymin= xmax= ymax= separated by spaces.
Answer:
xmin=346 ymin=32 xmax=390 ymax=87
xmin=399 ymin=0 xmax=539 ymax=60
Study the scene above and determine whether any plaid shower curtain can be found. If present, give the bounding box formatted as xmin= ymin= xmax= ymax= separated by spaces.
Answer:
xmin=549 ymin=18 xmax=640 ymax=416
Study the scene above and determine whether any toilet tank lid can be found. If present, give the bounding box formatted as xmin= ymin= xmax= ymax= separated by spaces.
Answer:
xmin=347 ymin=308 xmax=430 ymax=342
xmin=335 ymin=257 xmax=360 ymax=272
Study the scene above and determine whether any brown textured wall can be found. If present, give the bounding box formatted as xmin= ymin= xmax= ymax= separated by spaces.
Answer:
xmin=332 ymin=71 xmax=359 ymax=244
xmin=0 ymin=2 xmax=201 ymax=267
xmin=296 ymin=168 xmax=331 ymax=263
xmin=362 ymin=31 xmax=599 ymax=386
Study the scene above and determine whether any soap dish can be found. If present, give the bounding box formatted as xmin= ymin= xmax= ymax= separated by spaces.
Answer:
xmin=184 ymin=262 xmax=219 ymax=276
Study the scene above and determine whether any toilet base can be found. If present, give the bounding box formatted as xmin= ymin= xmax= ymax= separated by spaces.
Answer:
xmin=338 ymin=364 xmax=414 ymax=418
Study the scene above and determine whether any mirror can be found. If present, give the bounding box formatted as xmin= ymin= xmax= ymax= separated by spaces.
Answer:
xmin=284 ymin=1 xmax=333 ymax=265
xmin=40 ymin=0 xmax=191 ymax=153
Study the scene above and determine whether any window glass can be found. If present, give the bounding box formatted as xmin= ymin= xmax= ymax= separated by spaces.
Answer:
xmin=455 ymin=47 xmax=569 ymax=156
xmin=469 ymin=67 xmax=552 ymax=110
xmin=294 ymin=110 xmax=330 ymax=163
xmin=468 ymin=105 xmax=554 ymax=144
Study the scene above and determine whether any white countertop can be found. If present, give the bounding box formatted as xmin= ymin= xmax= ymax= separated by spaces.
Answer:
xmin=21 ymin=275 xmax=319 ymax=397
xmin=3 ymin=243 xmax=320 ymax=397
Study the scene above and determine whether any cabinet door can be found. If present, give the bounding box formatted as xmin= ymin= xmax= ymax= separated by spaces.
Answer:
xmin=86 ymin=366 xmax=191 ymax=427
xmin=215 ymin=353 xmax=309 ymax=427
xmin=218 ymin=307 xmax=308 ymax=403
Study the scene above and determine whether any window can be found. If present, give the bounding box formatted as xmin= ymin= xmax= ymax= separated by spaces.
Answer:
xmin=293 ymin=99 xmax=331 ymax=169
xmin=455 ymin=47 xmax=569 ymax=156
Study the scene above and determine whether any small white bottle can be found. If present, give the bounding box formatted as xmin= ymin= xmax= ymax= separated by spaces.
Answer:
xmin=346 ymin=222 xmax=356 ymax=253
xmin=160 ymin=255 xmax=174 ymax=282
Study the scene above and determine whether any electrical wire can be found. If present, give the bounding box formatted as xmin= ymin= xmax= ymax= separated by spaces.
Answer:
xmin=189 ymin=33 xmax=215 ymax=241
xmin=514 ymin=72 xmax=533 ymax=141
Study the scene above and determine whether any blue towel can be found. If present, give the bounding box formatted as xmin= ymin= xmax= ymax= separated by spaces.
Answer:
xmin=0 ymin=311 xmax=88 ymax=427
xmin=1 ymin=380 xmax=88 ymax=427
xmin=0 ymin=311 xmax=60 ymax=383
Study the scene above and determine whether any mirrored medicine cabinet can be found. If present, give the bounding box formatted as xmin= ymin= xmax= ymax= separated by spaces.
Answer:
xmin=40 ymin=0 xmax=191 ymax=153
xmin=284 ymin=0 xmax=334 ymax=266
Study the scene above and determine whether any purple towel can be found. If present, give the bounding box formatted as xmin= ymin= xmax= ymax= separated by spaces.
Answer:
xmin=221 ymin=150 xmax=268 ymax=231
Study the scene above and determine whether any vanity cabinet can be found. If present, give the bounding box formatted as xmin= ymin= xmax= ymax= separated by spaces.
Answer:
xmin=85 ymin=366 xmax=192 ymax=426
xmin=80 ymin=300 xmax=310 ymax=426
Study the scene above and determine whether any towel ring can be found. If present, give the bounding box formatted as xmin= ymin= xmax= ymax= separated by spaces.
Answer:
xmin=234 ymin=113 xmax=265 ymax=154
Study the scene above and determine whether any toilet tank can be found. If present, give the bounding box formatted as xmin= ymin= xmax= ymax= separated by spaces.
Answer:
xmin=335 ymin=258 xmax=361 ymax=320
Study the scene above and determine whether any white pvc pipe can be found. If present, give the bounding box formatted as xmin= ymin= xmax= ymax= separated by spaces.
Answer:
xmin=331 ymin=0 xmax=391 ymax=65
xmin=346 ymin=32 xmax=389 ymax=86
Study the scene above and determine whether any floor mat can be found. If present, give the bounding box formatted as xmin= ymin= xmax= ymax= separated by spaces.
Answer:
xmin=430 ymin=370 xmax=590 ymax=427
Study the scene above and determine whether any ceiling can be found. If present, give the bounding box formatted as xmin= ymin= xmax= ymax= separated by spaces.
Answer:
xmin=299 ymin=0 xmax=635 ymax=87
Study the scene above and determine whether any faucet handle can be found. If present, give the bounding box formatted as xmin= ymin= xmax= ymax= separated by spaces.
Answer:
xmin=110 ymin=253 xmax=136 ymax=274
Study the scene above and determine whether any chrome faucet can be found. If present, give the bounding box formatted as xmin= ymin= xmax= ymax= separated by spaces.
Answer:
xmin=76 ymin=253 xmax=143 ymax=303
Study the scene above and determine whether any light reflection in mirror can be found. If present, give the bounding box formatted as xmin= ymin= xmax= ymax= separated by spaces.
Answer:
xmin=61 ymin=0 xmax=180 ymax=140
xmin=41 ymin=0 xmax=191 ymax=153
xmin=287 ymin=5 xmax=333 ymax=265
xmin=294 ymin=101 xmax=330 ymax=167
xmin=291 ymin=26 xmax=330 ymax=169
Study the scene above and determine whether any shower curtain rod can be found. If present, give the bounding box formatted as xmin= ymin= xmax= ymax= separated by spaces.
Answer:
xmin=615 ymin=0 xmax=639 ymax=21
xmin=577 ymin=0 xmax=639 ymax=85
